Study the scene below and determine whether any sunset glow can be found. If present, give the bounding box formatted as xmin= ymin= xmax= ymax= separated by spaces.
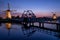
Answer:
xmin=0 ymin=0 xmax=60 ymax=17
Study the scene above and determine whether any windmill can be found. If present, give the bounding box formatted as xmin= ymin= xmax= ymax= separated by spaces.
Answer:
xmin=52 ymin=12 xmax=57 ymax=20
xmin=0 ymin=3 xmax=16 ymax=19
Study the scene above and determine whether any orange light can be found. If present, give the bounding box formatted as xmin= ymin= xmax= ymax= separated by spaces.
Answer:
xmin=53 ymin=16 xmax=57 ymax=19
xmin=53 ymin=14 xmax=57 ymax=20
xmin=6 ymin=23 xmax=11 ymax=29
xmin=6 ymin=10 xmax=11 ymax=19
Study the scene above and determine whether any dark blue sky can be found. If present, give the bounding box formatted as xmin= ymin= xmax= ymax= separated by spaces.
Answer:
xmin=0 ymin=0 xmax=60 ymax=17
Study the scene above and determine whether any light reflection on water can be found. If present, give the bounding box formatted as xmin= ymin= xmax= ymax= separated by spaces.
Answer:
xmin=0 ymin=23 xmax=60 ymax=40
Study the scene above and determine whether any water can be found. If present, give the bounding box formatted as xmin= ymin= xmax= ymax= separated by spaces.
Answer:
xmin=0 ymin=23 xmax=60 ymax=40
xmin=34 ymin=22 xmax=56 ymax=29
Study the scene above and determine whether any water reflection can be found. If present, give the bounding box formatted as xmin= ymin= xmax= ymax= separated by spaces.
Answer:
xmin=22 ymin=24 xmax=36 ymax=35
xmin=5 ymin=23 xmax=11 ymax=29
xmin=0 ymin=23 xmax=2 ymax=26
xmin=22 ymin=24 xmax=60 ymax=40
xmin=0 ymin=23 xmax=60 ymax=40
xmin=21 ymin=24 xmax=37 ymax=40
xmin=5 ymin=23 xmax=11 ymax=36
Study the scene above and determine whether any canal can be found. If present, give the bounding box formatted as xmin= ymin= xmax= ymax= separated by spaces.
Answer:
xmin=0 ymin=23 xmax=60 ymax=40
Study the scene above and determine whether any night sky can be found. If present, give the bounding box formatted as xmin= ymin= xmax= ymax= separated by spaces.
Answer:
xmin=0 ymin=0 xmax=60 ymax=17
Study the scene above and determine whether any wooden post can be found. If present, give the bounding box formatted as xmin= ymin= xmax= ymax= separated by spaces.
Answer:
xmin=39 ymin=22 xmax=41 ymax=27
xmin=56 ymin=24 xmax=60 ymax=31
xmin=56 ymin=24 xmax=58 ymax=31
xmin=29 ymin=23 xmax=31 ymax=26
xmin=58 ymin=24 xmax=60 ymax=31
xmin=59 ymin=25 xmax=60 ymax=31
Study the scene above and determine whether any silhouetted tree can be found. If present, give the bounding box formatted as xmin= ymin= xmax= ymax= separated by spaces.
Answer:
xmin=16 ymin=15 xmax=20 ymax=19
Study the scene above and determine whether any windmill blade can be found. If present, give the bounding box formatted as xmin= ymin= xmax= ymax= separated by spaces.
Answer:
xmin=0 ymin=11 xmax=6 ymax=14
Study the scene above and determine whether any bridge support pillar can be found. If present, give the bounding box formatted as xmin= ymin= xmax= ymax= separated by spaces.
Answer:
xmin=29 ymin=23 xmax=31 ymax=26
xmin=39 ymin=22 xmax=41 ymax=27
xmin=56 ymin=24 xmax=60 ymax=31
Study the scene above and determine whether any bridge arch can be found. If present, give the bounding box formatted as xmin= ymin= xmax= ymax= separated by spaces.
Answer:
xmin=21 ymin=10 xmax=36 ymax=18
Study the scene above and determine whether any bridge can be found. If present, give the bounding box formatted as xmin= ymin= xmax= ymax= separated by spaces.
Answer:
xmin=20 ymin=10 xmax=60 ymax=32
xmin=0 ymin=10 xmax=60 ymax=32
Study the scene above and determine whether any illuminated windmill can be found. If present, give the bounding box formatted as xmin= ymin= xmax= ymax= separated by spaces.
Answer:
xmin=6 ymin=3 xmax=11 ymax=19
xmin=0 ymin=3 xmax=16 ymax=19
xmin=52 ymin=12 xmax=57 ymax=20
